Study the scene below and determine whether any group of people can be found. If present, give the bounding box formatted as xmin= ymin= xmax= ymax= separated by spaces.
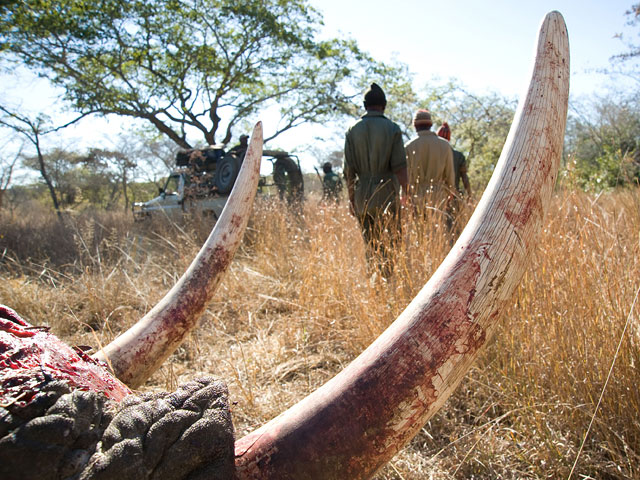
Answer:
xmin=232 ymin=81 xmax=471 ymax=279
xmin=344 ymin=82 xmax=471 ymax=279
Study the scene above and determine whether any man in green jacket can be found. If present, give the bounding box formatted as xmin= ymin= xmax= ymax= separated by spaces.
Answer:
xmin=436 ymin=122 xmax=471 ymax=197
xmin=436 ymin=122 xmax=472 ymax=239
xmin=322 ymin=162 xmax=342 ymax=203
xmin=344 ymin=83 xmax=408 ymax=279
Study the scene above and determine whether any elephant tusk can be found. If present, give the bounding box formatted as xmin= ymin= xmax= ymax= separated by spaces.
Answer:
xmin=93 ymin=122 xmax=263 ymax=388
xmin=234 ymin=11 xmax=569 ymax=480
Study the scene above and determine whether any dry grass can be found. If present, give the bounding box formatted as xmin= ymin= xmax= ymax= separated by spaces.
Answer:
xmin=1 ymin=188 xmax=639 ymax=479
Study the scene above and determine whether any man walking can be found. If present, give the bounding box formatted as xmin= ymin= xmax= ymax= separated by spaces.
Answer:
xmin=436 ymin=121 xmax=471 ymax=239
xmin=321 ymin=162 xmax=342 ymax=203
xmin=404 ymin=109 xmax=454 ymax=208
xmin=344 ymin=83 xmax=408 ymax=279
xmin=436 ymin=122 xmax=471 ymax=197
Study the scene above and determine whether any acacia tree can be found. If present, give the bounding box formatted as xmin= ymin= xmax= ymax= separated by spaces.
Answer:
xmin=0 ymin=0 xmax=399 ymax=149
xmin=0 ymin=139 xmax=21 ymax=209
xmin=22 ymin=147 xmax=91 ymax=207
xmin=0 ymin=107 xmax=63 ymax=214
xmin=0 ymin=102 xmax=96 ymax=213
xmin=82 ymin=148 xmax=136 ymax=210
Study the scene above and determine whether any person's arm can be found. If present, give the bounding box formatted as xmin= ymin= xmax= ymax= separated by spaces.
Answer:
xmin=344 ymin=135 xmax=357 ymax=216
xmin=460 ymin=161 xmax=472 ymax=196
xmin=344 ymin=168 xmax=356 ymax=216
xmin=390 ymin=127 xmax=408 ymax=204
xmin=444 ymin=147 xmax=455 ymax=206
xmin=394 ymin=166 xmax=408 ymax=206
xmin=445 ymin=148 xmax=455 ymax=189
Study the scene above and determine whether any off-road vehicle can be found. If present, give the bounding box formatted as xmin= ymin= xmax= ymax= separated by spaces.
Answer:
xmin=132 ymin=148 xmax=303 ymax=220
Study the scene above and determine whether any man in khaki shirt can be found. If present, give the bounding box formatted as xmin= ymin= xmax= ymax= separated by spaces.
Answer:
xmin=404 ymin=109 xmax=454 ymax=206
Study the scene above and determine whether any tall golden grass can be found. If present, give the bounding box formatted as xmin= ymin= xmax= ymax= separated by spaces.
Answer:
xmin=0 ymin=188 xmax=638 ymax=479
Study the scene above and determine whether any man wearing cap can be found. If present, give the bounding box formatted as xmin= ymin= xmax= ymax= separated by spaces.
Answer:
xmin=229 ymin=134 xmax=249 ymax=160
xmin=405 ymin=109 xmax=454 ymax=207
xmin=344 ymin=82 xmax=408 ymax=278
xmin=436 ymin=122 xmax=471 ymax=238
xmin=321 ymin=162 xmax=342 ymax=203
xmin=436 ymin=122 xmax=471 ymax=197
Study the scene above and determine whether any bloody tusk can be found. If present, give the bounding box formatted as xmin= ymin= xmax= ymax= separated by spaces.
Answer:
xmin=93 ymin=122 xmax=263 ymax=388
xmin=234 ymin=11 xmax=569 ymax=480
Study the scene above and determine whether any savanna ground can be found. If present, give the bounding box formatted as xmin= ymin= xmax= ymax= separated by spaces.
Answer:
xmin=1 ymin=186 xmax=639 ymax=479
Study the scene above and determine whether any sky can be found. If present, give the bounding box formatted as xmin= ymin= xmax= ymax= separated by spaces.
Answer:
xmin=2 ymin=0 xmax=637 ymax=174
xmin=314 ymin=0 xmax=635 ymax=98
xmin=277 ymin=0 xmax=638 ymax=165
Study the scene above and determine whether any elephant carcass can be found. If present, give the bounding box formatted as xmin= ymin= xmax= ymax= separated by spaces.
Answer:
xmin=0 ymin=307 xmax=233 ymax=479
xmin=0 ymin=11 xmax=569 ymax=480
xmin=0 ymin=123 xmax=264 ymax=480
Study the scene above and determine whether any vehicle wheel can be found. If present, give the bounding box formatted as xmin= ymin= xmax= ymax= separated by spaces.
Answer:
xmin=214 ymin=155 xmax=241 ymax=194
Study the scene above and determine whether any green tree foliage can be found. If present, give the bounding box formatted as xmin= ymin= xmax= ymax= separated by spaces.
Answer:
xmin=19 ymin=145 xmax=142 ymax=211
xmin=84 ymin=148 xmax=137 ymax=209
xmin=565 ymin=92 xmax=640 ymax=190
xmin=0 ymin=0 xmax=398 ymax=148
xmin=0 ymin=104 xmax=95 ymax=213
xmin=21 ymin=147 xmax=85 ymax=208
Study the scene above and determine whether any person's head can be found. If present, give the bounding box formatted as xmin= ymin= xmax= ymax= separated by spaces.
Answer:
xmin=436 ymin=122 xmax=451 ymax=141
xmin=322 ymin=162 xmax=333 ymax=174
xmin=363 ymin=83 xmax=387 ymax=111
xmin=413 ymin=109 xmax=433 ymax=131
xmin=239 ymin=134 xmax=249 ymax=146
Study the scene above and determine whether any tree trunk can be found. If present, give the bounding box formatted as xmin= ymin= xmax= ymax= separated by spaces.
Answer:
xmin=35 ymin=138 xmax=61 ymax=217
xmin=122 ymin=169 xmax=129 ymax=211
